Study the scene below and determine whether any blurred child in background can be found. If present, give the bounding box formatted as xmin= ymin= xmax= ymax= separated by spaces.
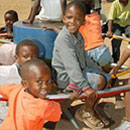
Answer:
xmin=23 ymin=0 xmax=66 ymax=24
xmin=0 ymin=10 xmax=18 ymax=41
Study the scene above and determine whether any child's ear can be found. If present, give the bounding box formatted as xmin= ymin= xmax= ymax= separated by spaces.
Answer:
xmin=63 ymin=16 xmax=66 ymax=24
xmin=14 ymin=54 xmax=19 ymax=62
xmin=21 ymin=80 xmax=28 ymax=90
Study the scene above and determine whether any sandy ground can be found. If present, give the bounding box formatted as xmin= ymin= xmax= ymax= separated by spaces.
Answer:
xmin=0 ymin=0 xmax=130 ymax=130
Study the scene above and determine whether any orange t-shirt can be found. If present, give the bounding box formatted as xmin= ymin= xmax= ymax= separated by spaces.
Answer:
xmin=80 ymin=12 xmax=104 ymax=50
xmin=0 ymin=84 xmax=61 ymax=130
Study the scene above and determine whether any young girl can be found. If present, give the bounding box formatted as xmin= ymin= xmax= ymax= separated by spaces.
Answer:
xmin=52 ymin=1 xmax=111 ymax=129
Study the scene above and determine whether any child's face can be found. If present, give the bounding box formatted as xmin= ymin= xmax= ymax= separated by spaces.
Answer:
xmin=23 ymin=66 xmax=51 ymax=99
xmin=4 ymin=13 xmax=17 ymax=29
xmin=15 ymin=45 xmax=39 ymax=67
xmin=63 ymin=5 xmax=85 ymax=36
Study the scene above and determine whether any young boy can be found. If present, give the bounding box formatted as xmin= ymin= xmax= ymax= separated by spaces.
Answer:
xmin=0 ymin=39 xmax=39 ymax=85
xmin=106 ymin=0 xmax=130 ymax=63
xmin=52 ymin=1 xmax=111 ymax=129
xmin=23 ymin=0 xmax=66 ymax=24
xmin=0 ymin=59 xmax=79 ymax=130
xmin=0 ymin=39 xmax=39 ymax=123
xmin=0 ymin=10 xmax=18 ymax=41
xmin=111 ymin=45 xmax=130 ymax=130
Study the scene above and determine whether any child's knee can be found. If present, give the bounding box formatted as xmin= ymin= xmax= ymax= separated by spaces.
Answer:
xmin=97 ymin=75 xmax=106 ymax=90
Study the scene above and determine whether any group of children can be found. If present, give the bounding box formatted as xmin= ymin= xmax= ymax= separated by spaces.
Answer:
xmin=0 ymin=0 xmax=130 ymax=130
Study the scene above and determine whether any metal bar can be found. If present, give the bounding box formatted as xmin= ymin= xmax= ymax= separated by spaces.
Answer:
xmin=44 ymin=85 xmax=130 ymax=101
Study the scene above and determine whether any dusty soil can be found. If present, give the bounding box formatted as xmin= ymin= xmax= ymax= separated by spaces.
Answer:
xmin=0 ymin=0 xmax=129 ymax=130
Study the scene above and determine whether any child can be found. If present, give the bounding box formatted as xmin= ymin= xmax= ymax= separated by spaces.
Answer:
xmin=0 ymin=59 xmax=79 ymax=130
xmin=44 ymin=0 xmax=113 ymax=68
xmin=111 ymin=45 xmax=130 ymax=130
xmin=23 ymin=0 xmax=66 ymax=24
xmin=106 ymin=0 xmax=130 ymax=63
xmin=0 ymin=10 xmax=18 ymax=41
xmin=52 ymin=1 xmax=111 ymax=129
xmin=0 ymin=39 xmax=39 ymax=85
xmin=0 ymin=39 xmax=39 ymax=123
xmin=79 ymin=0 xmax=113 ymax=68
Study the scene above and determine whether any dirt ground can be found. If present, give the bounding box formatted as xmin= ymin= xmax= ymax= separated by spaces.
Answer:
xmin=0 ymin=0 xmax=130 ymax=130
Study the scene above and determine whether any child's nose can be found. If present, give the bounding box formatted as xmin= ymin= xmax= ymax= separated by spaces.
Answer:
xmin=42 ymin=83 xmax=48 ymax=89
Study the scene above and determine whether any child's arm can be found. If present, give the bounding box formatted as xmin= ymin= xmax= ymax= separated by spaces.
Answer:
xmin=59 ymin=91 xmax=81 ymax=110
xmin=42 ymin=24 xmax=61 ymax=34
xmin=0 ymin=84 xmax=19 ymax=100
xmin=0 ymin=27 xmax=6 ymax=33
xmin=23 ymin=0 xmax=40 ymax=24
xmin=110 ymin=48 xmax=130 ymax=76
xmin=106 ymin=20 xmax=113 ymax=38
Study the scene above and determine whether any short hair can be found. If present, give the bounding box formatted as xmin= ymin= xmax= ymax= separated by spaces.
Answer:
xmin=65 ymin=0 xmax=86 ymax=17
xmin=20 ymin=59 xmax=50 ymax=79
xmin=79 ymin=0 xmax=94 ymax=14
xmin=15 ymin=39 xmax=39 ymax=56
xmin=4 ymin=10 xmax=18 ymax=21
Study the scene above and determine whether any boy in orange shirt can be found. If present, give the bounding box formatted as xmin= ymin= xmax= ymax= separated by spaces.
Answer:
xmin=0 ymin=59 xmax=79 ymax=130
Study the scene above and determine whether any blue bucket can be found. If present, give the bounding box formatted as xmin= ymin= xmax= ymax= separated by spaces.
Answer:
xmin=13 ymin=21 xmax=57 ymax=59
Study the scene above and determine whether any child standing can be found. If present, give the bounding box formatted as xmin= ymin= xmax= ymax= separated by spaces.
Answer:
xmin=52 ymin=1 xmax=111 ymax=129
xmin=111 ymin=45 xmax=130 ymax=130
xmin=23 ymin=0 xmax=66 ymax=24
xmin=0 ymin=10 xmax=18 ymax=41
xmin=106 ymin=0 xmax=130 ymax=63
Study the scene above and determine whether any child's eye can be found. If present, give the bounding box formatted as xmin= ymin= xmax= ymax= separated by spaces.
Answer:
xmin=37 ymin=80 xmax=42 ymax=84
xmin=23 ymin=55 xmax=29 ymax=59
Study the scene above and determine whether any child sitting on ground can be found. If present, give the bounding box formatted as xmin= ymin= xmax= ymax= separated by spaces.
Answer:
xmin=23 ymin=0 xmax=66 ymax=24
xmin=0 ymin=59 xmax=79 ymax=130
xmin=52 ymin=1 xmax=111 ymax=129
xmin=0 ymin=10 xmax=18 ymax=41
xmin=111 ymin=45 xmax=130 ymax=130
xmin=0 ymin=39 xmax=39 ymax=85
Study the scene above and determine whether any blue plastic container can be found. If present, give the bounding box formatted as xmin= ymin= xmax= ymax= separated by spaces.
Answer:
xmin=13 ymin=21 xmax=57 ymax=59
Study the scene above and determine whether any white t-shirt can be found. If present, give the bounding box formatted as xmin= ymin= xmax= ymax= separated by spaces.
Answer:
xmin=0 ymin=63 xmax=21 ymax=85
xmin=36 ymin=0 xmax=63 ymax=21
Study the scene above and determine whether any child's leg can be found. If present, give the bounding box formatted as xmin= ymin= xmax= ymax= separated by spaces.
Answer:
xmin=125 ymin=92 xmax=130 ymax=121
xmin=125 ymin=79 xmax=130 ymax=121
xmin=76 ymin=70 xmax=110 ymax=129
xmin=111 ymin=24 xmax=123 ymax=63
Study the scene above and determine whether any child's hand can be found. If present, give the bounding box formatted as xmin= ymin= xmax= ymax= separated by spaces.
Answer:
xmin=22 ymin=19 xmax=32 ymax=24
xmin=106 ymin=31 xmax=113 ymax=38
xmin=69 ymin=91 xmax=81 ymax=100
xmin=110 ymin=66 xmax=120 ymax=78
xmin=84 ymin=88 xmax=97 ymax=101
